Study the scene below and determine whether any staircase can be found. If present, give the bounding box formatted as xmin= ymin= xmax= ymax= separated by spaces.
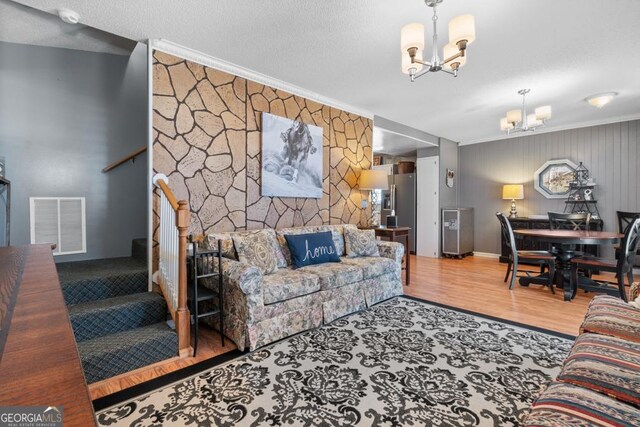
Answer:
xmin=57 ymin=240 xmax=177 ymax=384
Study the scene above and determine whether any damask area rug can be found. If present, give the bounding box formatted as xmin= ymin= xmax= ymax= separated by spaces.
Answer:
xmin=95 ymin=297 xmax=573 ymax=427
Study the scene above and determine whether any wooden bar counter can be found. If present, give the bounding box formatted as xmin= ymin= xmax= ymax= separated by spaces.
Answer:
xmin=0 ymin=245 xmax=96 ymax=426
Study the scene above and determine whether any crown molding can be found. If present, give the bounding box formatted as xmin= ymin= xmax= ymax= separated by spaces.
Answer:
xmin=459 ymin=113 xmax=640 ymax=146
xmin=148 ymin=39 xmax=373 ymax=120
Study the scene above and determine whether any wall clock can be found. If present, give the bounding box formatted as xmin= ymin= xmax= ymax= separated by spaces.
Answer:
xmin=533 ymin=159 xmax=577 ymax=199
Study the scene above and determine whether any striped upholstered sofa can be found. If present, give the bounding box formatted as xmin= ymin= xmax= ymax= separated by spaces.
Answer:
xmin=201 ymin=224 xmax=404 ymax=352
xmin=522 ymin=288 xmax=640 ymax=426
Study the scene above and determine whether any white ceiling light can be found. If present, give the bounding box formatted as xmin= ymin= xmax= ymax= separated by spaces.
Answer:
xmin=58 ymin=8 xmax=81 ymax=25
xmin=585 ymin=92 xmax=618 ymax=108
xmin=401 ymin=0 xmax=475 ymax=81
xmin=500 ymin=89 xmax=552 ymax=135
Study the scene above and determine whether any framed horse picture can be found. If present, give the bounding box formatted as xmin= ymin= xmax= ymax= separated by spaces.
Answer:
xmin=261 ymin=112 xmax=323 ymax=198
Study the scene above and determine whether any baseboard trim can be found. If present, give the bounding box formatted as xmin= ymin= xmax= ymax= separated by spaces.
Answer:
xmin=473 ymin=251 xmax=500 ymax=259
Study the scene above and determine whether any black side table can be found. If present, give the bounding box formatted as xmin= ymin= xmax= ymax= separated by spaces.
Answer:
xmin=188 ymin=240 xmax=224 ymax=356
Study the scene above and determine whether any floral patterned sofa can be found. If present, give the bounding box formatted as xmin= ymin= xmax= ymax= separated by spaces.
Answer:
xmin=202 ymin=224 xmax=404 ymax=351
xmin=522 ymin=288 xmax=640 ymax=426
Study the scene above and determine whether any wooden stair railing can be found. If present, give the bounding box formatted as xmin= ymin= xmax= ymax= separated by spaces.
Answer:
xmin=102 ymin=146 xmax=147 ymax=173
xmin=153 ymin=173 xmax=191 ymax=358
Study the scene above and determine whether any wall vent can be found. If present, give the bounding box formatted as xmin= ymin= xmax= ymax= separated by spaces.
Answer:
xmin=30 ymin=197 xmax=86 ymax=256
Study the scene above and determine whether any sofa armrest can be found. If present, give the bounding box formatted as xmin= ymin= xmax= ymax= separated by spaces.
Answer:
xmin=219 ymin=258 xmax=263 ymax=297
xmin=377 ymin=241 xmax=404 ymax=265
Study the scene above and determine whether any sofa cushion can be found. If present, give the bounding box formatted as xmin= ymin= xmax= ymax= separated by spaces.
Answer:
xmin=556 ymin=333 xmax=640 ymax=407
xmin=284 ymin=231 xmax=340 ymax=269
xmin=581 ymin=295 xmax=640 ymax=343
xmin=207 ymin=229 xmax=287 ymax=267
xmin=262 ymin=268 xmax=321 ymax=305
xmin=233 ymin=230 xmax=280 ymax=275
xmin=344 ymin=228 xmax=380 ymax=257
xmin=298 ymin=262 xmax=363 ymax=290
xmin=521 ymin=382 xmax=640 ymax=426
xmin=341 ymin=256 xmax=397 ymax=279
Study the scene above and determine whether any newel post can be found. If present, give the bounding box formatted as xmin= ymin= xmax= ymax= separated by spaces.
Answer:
xmin=176 ymin=200 xmax=191 ymax=357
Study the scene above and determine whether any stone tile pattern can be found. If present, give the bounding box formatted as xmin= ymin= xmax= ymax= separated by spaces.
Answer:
xmin=151 ymin=50 xmax=372 ymax=267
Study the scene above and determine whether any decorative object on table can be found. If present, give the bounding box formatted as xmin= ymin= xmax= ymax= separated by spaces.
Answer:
xmin=564 ymin=162 xmax=601 ymax=218
xmin=261 ymin=112 xmax=323 ymax=198
xmin=359 ymin=169 xmax=389 ymax=227
xmin=500 ymin=89 xmax=552 ymax=134
xmin=446 ymin=168 xmax=455 ymax=188
xmin=401 ymin=0 xmax=475 ymax=80
xmin=284 ymin=231 xmax=340 ymax=268
xmin=502 ymin=184 xmax=524 ymax=218
xmin=585 ymin=92 xmax=618 ymax=108
xmin=534 ymin=159 xmax=577 ymax=199
xmin=386 ymin=215 xmax=398 ymax=227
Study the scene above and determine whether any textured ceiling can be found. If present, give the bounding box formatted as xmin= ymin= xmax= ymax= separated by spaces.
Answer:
xmin=9 ymin=0 xmax=640 ymax=144
xmin=0 ymin=0 xmax=134 ymax=55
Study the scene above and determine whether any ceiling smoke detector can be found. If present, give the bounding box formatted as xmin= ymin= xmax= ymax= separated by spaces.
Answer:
xmin=58 ymin=8 xmax=81 ymax=24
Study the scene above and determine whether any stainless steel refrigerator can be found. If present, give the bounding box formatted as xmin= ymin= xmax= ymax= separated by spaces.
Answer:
xmin=380 ymin=173 xmax=416 ymax=253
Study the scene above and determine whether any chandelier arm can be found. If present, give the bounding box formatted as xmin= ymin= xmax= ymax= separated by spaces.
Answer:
xmin=443 ymin=50 xmax=463 ymax=64
xmin=411 ymin=57 xmax=432 ymax=67
xmin=441 ymin=68 xmax=455 ymax=76
xmin=412 ymin=67 xmax=433 ymax=80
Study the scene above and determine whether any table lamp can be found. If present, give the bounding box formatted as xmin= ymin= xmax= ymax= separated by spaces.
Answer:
xmin=359 ymin=169 xmax=389 ymax=226
xmin=502 ymin=184 xmax=524 ymax=218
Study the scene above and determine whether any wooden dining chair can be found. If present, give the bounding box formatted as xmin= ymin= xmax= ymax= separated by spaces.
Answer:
xmin=615 ymin=211 xmax=640 ymax=266
xmin=496 ymin=213 xmax=556 ymax=292
xmin=570 ymin=217 xmax=640 ymax=302
xmin=548 ymin=212 xmax=591 ymax=255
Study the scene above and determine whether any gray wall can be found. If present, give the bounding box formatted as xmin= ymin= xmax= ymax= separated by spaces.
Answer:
xmin=0 ymin=41 xmax=148 ymax=261
xmin=459 ymin=119 xmax=640 ymax=256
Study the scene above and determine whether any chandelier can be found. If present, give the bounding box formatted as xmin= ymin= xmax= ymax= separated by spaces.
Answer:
xmin=401 ymin=0 xmax=476 ymax=80
xmin=500 ymin=89 xmax=552 ymax=135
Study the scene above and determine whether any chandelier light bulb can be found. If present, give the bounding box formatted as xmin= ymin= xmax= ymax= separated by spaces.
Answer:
xmin=535 ymin=105 xmax=552 ymax=120
xmin=500 ymin=117 xmax=514 ymax=131
xmin=443 ymin=43 xmax=466 ymax=69
xmin=507 ymin=109 xmax=522 ymax=125
xmin=527 ymin=114 xmax=542 ymax=128
xmin=448 ymin=14 xmax=476 ymax=46
xmin=402 ymin=52 xmax=424 ymax=74
xmin=401 ymin=23 xmax=425 ymax=53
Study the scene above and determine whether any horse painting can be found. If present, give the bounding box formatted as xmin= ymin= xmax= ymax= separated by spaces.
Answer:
xmin=261 ymin=113 xmax=323 ymax=198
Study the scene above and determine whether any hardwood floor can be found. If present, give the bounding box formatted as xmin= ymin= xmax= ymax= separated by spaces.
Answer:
xmin=89 ymin=254 xmax=598 ymax=401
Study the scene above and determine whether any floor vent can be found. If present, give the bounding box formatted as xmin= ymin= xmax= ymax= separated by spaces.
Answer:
xmin=30 ymin=197 xmax=86 ymax=255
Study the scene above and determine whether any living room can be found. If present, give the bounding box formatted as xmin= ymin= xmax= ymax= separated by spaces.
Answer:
xmin=1 ymin=0 xmax=639 ymax=426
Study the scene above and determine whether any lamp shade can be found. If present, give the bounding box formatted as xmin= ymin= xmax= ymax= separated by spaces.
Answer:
xmin=359 ymin=169 xmax=389 ymax=190
xmin=535 ymin=105 xmax=552 ymax=120
xmin=527 ymin=113 xmax=542 ymax=128
xmin=401 ymin=23 xmax=425 ymax=53
xmin=502 ymin=184 xmax=524 ymax=200
xmin=443 ymin=43 xmax=466 ymax=69
xmin=507 ymin=109 xmax=522 ymax=124
xmin=449 ymin=14 xmax=476 ymax=45
xmin=500 ymin=117 xmax=514 ymax=131
xmin=402 ymin=51 xmax=424 ymax=74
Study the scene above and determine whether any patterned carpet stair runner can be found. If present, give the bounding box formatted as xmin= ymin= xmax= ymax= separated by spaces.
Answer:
xmin=57 ymin=246 xmax=177 ymax=384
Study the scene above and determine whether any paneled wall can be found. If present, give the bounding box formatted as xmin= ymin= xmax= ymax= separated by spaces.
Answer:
xmin=151 ymin=50 xmax=372 ymax=255
xmin=460 ymin=119 xmax=640 ymax=255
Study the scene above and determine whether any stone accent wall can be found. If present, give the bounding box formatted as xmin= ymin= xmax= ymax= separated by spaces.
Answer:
xmin=152 ymin=50 xmax=372 ymax=263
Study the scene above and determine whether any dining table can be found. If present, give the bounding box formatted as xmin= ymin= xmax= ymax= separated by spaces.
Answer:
xmin=513 ymin=229 xmax=623 ymax=301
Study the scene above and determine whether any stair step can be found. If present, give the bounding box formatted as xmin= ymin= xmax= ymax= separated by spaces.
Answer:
xmin=57 ymin=257 xmax=147 ymax=305
xmin=131 ymin=238 xmax=147 ymax=262
xmin=69 ymin=292 xmax=167 ymax=342
xmin=77 ymin=322 xmax=177 ymax=384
